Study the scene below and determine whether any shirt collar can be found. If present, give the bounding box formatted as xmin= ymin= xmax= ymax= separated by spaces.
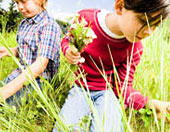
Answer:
xmin=26 ymin=10 xmax=48 ymax=24
xmin=97 ymin=9 xmax=125 ymax=39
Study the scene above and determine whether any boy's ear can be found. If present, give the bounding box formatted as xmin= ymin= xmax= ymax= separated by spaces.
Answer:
xmin=115 ymin=0 xmax=124 ymax=15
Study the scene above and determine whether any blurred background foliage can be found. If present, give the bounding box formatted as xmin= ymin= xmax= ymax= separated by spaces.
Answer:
xmin=0 ymin=0 xmax=70 ymax=33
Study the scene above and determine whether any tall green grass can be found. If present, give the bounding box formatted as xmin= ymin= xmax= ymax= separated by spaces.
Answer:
xmin=0 ymin=32 xmax=18 ymax=80
xmin=131 ymin=20 xmax=170 ymax=131
xmin=0 ymin=20 xmax=169 ymax=132
xmin=0 ymin=31 xmax=73 ymax=131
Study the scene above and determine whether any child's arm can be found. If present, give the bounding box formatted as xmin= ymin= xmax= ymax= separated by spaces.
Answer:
xmin=113 ymin=42 xmax=148 ymax=110
xmin=0 ymin=46 xmax=18 ymax=58
xmin=0 ymin=56 xmax=49 ymax=100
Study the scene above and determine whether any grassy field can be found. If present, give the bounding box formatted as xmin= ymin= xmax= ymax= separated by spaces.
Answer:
xmin=0 ymin=20 xmax=170 ymax=132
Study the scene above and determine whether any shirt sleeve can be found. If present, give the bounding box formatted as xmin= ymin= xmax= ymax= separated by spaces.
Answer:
xmin=61 ymin=37 xmax=70 ymax=56
xmin=38 ymin=21 xmax=61 ymax=61
xmin=113 ymin=42 xmax=148 ymax=110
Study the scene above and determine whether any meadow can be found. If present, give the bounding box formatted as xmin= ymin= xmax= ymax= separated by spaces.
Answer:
xmin=0 ymin=20 xmax=170 ymax=132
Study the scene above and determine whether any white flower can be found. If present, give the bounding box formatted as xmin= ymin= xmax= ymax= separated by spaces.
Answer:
xmin=82 ymin=27 xmax=88 ymax=34
xmin=83 ymin=38 xmax=93 ymax=45
xmin=80 ymin=18 xmax=88 ymax=27
xmin=70 ymin=23 xmax=77 ymax=29
xmin=86 ymin=28 xmax=97 ymax=39
xmin=79 ymin=57 xmax=85 ymax=63
xmin=79 ymin=34 xmax=83 ymax=40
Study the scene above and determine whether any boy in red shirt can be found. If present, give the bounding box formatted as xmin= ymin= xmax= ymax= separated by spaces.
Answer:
xmin=53 ymin=0 xmax=170 ymax=131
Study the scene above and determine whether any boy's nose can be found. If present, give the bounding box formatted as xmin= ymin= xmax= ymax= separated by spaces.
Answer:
xmin=143 ymin=26 xmax=155 ymax=36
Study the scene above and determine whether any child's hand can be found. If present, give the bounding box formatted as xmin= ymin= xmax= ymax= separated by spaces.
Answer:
xmin=149 ymin=99 xmax=170 ymax=123
xmin=65 ymin=46 xmax=81 ymax=64
xmin=0 ymin=46 xmax=8 ymax=59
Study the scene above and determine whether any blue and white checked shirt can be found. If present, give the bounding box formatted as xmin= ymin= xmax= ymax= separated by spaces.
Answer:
xmin=6 ymin=10 xmax=61 ymax=83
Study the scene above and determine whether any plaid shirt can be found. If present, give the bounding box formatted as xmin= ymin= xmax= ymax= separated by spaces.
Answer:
xmin=7 ymin=10 xmax=61 ymax=83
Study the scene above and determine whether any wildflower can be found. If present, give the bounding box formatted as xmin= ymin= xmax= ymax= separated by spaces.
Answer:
xmin=68 ymin=15 xmax=97 ymax=54
xmin=86 ymin=28 xmax=97 ymax=39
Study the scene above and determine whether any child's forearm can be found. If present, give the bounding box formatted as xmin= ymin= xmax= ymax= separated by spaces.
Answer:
xmin=5 ymin=47 xmax=18 ymax=57
xmin=0 ymin=56 xmax=49 ymax=100
xmin=10 ymin=47 xmax=19 ymax=57
xmin=0 ymin=47 xmax=18 ymax=58
xmin=0 ymin=72 xmax=27 ymax=100
xmin=147 ymin=99 xmax=167 ymax=109
xmin=148 ymin=99 xmax=170 ymax=113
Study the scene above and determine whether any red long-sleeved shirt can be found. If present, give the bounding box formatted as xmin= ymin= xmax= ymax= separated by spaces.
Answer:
xmin=61 ymin=9 xmax=148 ymax=110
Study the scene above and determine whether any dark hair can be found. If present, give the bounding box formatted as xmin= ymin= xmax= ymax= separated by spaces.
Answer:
xmin=124 ymin=0 xmax=170 ymax=27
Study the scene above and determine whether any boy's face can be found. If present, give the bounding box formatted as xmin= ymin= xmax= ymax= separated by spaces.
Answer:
xmin=117 ymin=8 xmax=157 ymax=43
xmin=15 ymin=0 xmax=42 ymax=18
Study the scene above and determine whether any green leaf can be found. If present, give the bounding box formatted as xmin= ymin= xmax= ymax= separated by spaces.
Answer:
xmin=166 ymin=113 xmax=170 ymax=121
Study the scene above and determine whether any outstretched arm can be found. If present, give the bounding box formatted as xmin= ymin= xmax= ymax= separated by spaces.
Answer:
xmin=113 ymin=42 xmax=170 ymax=122
xmin=113 ymin=42 xmax=148 ymax=110
xmin=114 ymin=46 xmax=170 ymax=122
xmin=0 ymin=56 xmax=49 ymax=100
xmin=0 ymin=46 xmax=18 ymax=58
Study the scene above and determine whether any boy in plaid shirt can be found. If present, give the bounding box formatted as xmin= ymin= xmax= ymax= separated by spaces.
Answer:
xmin=0 ymin=0 xmax=61 ymax=105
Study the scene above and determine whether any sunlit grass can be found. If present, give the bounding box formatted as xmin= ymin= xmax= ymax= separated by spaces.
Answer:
xmin=0 ymin=32 xmax=72 ymax=131
xmin=132 ymin=19 xmax=170 ymax=131
xmin=0 ymin=32 xmax=18 ymax=80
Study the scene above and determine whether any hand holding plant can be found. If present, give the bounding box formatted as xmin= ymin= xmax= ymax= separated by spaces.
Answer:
xmin=66 ymin=14 xmax=97 ymax=63
xmin=65 ymin=46 xmax=81 ymax=65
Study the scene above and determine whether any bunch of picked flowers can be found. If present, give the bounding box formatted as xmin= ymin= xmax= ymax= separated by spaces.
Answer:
xmin=66 ymin=14 xmax=97 ymax=63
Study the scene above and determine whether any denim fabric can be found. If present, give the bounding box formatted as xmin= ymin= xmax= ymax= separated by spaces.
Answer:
xmin=53 ymin=85 xmax=124 ymax=132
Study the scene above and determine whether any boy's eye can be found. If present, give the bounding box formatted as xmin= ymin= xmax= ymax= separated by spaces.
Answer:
xmin=21 ymin=0 xmax=26 ymax=3
xmin=15 ymin=0 xmax=27 ymax=4
xmin=139 ymin=18 xmax=147 ymax=25
xmin=150 ymin=19 xmax=162 ymax=27
xmin=17 ymin=0 xmax=27 ymax=3
xmin=14 ymin=0 xmax=19 ymax=4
